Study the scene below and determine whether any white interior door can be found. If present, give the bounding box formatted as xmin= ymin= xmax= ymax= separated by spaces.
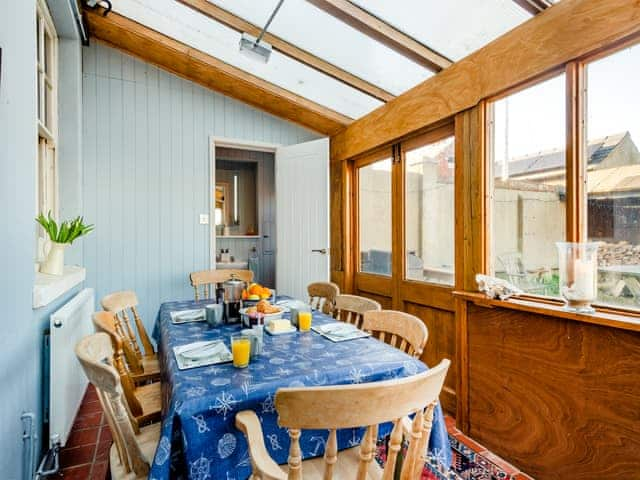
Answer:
xmin=276 ymin=138 xmax=330 ymax=300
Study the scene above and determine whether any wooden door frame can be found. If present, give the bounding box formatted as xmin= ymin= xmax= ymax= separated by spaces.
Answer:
xmin=209 ymin=136 xmax=280 ymax=269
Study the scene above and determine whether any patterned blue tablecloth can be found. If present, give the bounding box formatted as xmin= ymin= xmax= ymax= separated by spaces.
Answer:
xmin=149 ymin=299 xmax=451 ymax=479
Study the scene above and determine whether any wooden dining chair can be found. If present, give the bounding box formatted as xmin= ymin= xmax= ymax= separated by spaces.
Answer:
xmin=75 ymin=333 xmax=160 ymax=479
xmin=89 ymin=315 xmax=160 ymax=429
xmin=190 ymin=269 xmax=254 ymax=300
xmin=236 ymin=359 xmax=450 ymax=480
xmin=361 ymin=310 xmax=428 ymax=359
xmin=333 ymin=294 xmax=382 ymax=329
xmin=93 ymin=311 xmax=159 ymax=384
xmin=307 ymin=281 xmax=340 ymax=315
xmin=101 ymin=291 xmax=155 ymax=366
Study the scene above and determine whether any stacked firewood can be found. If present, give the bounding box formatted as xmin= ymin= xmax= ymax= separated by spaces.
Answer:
xmin=597 ymin=241 xmax=640 ymax=266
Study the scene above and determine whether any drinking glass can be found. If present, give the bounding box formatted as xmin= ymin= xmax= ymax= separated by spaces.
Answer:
xmin=298 ymin=311 xmax=312 ymax=332
xmin=231 ymin=333 xmax=251 ymax=368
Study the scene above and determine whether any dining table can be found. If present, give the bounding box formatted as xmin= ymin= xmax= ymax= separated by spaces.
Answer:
xmin=149 ymin=298 xmax=452 ymax=479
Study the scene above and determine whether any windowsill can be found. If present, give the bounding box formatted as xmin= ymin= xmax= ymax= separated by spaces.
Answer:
xmin=33 ymin=265 xmax=86 ymax=309
xmin=453 ymin=290 xmax=640 ymax=333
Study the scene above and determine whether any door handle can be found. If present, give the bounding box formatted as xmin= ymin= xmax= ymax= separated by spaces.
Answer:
xmin=311 ymin=248 xmax=328 ymax=255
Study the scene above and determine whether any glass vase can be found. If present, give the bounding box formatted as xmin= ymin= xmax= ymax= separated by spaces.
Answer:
xmin=556 ymin=242 xmax=599 ymax=313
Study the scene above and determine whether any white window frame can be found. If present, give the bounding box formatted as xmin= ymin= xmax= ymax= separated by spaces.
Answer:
xmin=36 ymin=0 xmax=58 ymax=261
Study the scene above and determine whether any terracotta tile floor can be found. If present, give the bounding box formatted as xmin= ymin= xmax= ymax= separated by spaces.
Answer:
xmin=56 ymin=385 xmax=111 ymax=479
xmin=58 ymin=386 xmax=533 ymax=480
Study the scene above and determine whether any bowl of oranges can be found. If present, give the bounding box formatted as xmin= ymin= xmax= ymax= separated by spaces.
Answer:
xmin=241 ymin=283 xmax=274 ymax=304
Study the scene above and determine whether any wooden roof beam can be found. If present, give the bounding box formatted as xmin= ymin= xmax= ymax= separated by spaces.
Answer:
xmin=331 ymin=0 xmax=640 ymax=162
xmin=513 ymin=0 xmax=554 ymax=15
xmin=177 ymin=0 xmax=395 ymax=102
xmin=307 ymin=0 xmax=452 ymax=72
xmin=84 ymin=8 xmax=352 ymax=136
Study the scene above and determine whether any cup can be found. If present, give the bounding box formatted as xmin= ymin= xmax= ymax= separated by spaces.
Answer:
xmin=206 ymin=304 xmax=224 ymax=327
xmin=298 ymin=310 xmax=312 ymax=332
xmin=231 ymin=333 xmax=251 ymax=368
xmin=241 ymin=327 xmax=263 ymax=358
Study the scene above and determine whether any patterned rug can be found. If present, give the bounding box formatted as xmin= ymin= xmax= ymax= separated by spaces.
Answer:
xmin=375 ymin=433 xmax=518 ymax=480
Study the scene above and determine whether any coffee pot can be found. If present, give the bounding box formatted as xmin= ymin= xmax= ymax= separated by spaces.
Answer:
xmin=221 ymin=273 xmax=246 ymax=323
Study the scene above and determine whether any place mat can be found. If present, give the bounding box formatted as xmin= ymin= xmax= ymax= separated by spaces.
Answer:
xmin=170 ymin=308 xmax=206 ymax=324
xmin=312 ymin=322 xmax=371 ymax=343
xmin=173 ymin=340 xmax=232 ymax=370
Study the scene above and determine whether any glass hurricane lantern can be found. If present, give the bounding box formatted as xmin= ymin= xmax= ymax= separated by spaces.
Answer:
xmin=556 ymin=242 xmax=599 ymax=314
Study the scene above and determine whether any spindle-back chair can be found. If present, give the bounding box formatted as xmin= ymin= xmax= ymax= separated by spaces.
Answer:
xmin=307 ymin=281 xmax=340 ymax=315
xmin=75 ymin=333 xmax=160 ymax=479
xmin=189 ymin=269 xmax=254 ymax=300
xmin=236 ymin=359 xmax=450 ymax=480
xmin=333 ymin=294 xmax=381 ymax=329
xmin=361 ymin=310 xmax=428 ymax=358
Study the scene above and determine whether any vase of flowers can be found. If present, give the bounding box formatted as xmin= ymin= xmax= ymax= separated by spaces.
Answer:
xmin=36 ymin=213 xmax=94 ymax=275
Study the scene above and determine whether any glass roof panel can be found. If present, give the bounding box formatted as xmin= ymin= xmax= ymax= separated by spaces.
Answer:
xmin=350 ymin=0 xmax=532 ymax=61
xmin=207 ymin=0 xmax=434 ymax=96
xmin=110 ymin=0 xmax=383 ymax=119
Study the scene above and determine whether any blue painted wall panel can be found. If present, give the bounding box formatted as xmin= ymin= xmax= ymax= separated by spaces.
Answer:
xmin=82 ymin=43 xmax=320 ymax=333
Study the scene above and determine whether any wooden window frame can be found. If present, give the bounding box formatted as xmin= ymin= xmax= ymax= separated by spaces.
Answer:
xmin=352 ymin=146 xmax=395 ymax=283
xmin=400 ymin=124 xmax=456 ymax=287
xmin=35 ymin=0 xmax=59 ymax=263
xmin=483 ymin=36 xmax=640 ymax=314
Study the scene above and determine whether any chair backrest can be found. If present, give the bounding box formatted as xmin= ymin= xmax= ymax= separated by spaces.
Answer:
xmin=307 ymin=281 xmax=340 ymax=315
xmin=101 ymin=290 xmax=155 ymax=358
xmin=275 ymin=359 xmax=450 ymax=480
xmin=189 ymin=269 xmax=254 ymax=300
xmin=361 ymin=310 xmax=428 ymax=358
xmin=92 ymin=312 xmax=145 ymax=421
xmin=75 ymin=333 xmax=150 ymax=478
xmin=333 ymin=294 xmax=381 ymax=329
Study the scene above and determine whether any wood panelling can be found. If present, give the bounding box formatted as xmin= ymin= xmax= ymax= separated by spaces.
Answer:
xmin=82 ymin=43 xmax=318 ymax=333
xmin=177 ymin=0 xmax=394 ymax=102
xmin=329 ymin=160 xmax=344 ymax=275
xmin=355 ymin=273 xmax=392 ymax=299
xmin=454 ymin=105 xmax=487 ymax=292
xmin=331 ymin=0 xmax=640 ymax=162
xmin=84 ymin=9 xmax=351 ymax=136
xmin=404 ymin=302 xmax=456 ymax=415
xmin=467 ymin=303 xmax=640 ymax=479
xmin=455 ymin=291 xmax=640 ymax=334
xmin=400 ymin=282 xmax=454 ymax=313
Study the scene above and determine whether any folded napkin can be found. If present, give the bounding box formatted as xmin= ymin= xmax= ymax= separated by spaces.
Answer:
xmin=170 ymin=308 xmax=206 ymax=324
xmin=173 ymin=340 xmax=232 ymax=370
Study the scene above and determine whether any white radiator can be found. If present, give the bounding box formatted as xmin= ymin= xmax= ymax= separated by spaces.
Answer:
xmin=49 ymin=288 xmax=94 ymax=447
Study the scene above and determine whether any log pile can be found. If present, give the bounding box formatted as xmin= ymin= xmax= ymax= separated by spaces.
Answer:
xmin=598 ymin=241 xmax=640 ymax=266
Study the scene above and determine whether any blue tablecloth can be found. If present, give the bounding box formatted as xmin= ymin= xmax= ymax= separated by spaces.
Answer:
xmin=149 ymin=299 xmax=451 ymax=479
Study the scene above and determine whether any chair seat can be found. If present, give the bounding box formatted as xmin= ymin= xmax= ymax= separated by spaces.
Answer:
xmin=109 ymin=422 xmax=161 ymax=480
xmin=132 ymin=355 xmax=160 ymax=383
xmin=134 ymin=382 xmax=161 ymax=425
xmin=283 ymin=446 xmax=383 ymax=480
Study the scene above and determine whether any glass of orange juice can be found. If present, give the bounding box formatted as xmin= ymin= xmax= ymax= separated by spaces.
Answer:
xmin=298 ymin=310 xmax=312 ymax=332
xmin=231 ymin=333 xmax=251 ymax=368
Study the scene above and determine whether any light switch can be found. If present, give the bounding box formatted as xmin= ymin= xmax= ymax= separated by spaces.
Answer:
xmin=199 ymin=214 xmax=209 ymax=225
